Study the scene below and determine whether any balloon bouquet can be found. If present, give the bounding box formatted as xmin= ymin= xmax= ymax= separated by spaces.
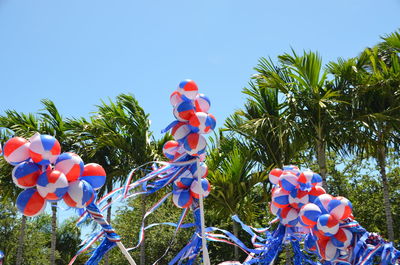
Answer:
xmin=1 ymin=133 xmax=136 ymax=265
xmin=212 ymin=165 xmax=400 ymax=265
xmin=90 ymin=79 xmax=216 ymax=264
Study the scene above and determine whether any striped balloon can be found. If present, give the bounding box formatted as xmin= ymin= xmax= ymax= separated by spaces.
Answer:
xmin=190 ymin=178 xmax=211 ymax=199
xmin=279 ymin=172 xmax=298 ymax=192
xmin=297 ymin=171 xmax=314 ymax=191
xmin=270 ymin=202 xmax=281 ymax=216
xmin=29 ymin=134 xmax=61 ymax=165
xmin=311 ymin=173 xmax=323 ymax=186
xmin=16 ymin=188 xmax=47 ymax=217
xmin=271 ymin=187 xmax=290 ymax=208
xmin=317 ymin=239 xmax=339 ymax=261
xmin=316 ymin=214 xmax=339 ymax=237
xmin=331 ymin=227 xmax=353 ymax=248
xmin=173 ymin=170 xmax=194 ymax=189
xmin=289 ymin=189 xmax=309 ymax=209
xmin=269 ymin=168 xmax=283 ymax=185
xmin=170 ymin=91 xmax=183 ymax=106
xmin=183 ymin=133 xmax=206 ymax=156
xmin=282 ymin=165 xmax=300 ymax=176
xmin=194 ymin=93 xmax=211 ymax=112
xmin=177 ymin=79 xmax=198 ymax=101
xmin=327 ymin=196 xmax=352 ymax=220
xmin=188 ymin=112 xmax=216 ymax=134
xmin=190 ymin=162 xmax=208 ymax=179
xmin=63 ymin=180 xmax=95 ymax=208
xmin=172 ymin=189 xmax=193 ymax=208
xmin=54 ymin=152 xmax=84 ymax=182
xmin=12 ymin=162 xmax=41 ymax=188
xmin=308 ymin=185 xmax=326 ymax=203
xmin=80 ymin=163 xmax=107 ymax=190
xmin=299 ymin=203 xmax=322 ymax=227
xmin=162 ymin=140 xmax=180 ymax=160
xmin=3 ymin=137 xmax=30 ymax=165
xmin=37 ymin=170 xmax=69 ymax=201
xmin=313 ymin=193 xmax=333 ymax=214
xmin=171 ymin=122 xmax=192 ymax=143
xmin=279 ymin=206 xmax=299 ymax=227
xmin=173 ymin=101 xmax=195 ymax=122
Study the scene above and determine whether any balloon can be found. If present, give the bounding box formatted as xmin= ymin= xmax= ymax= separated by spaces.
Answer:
xmin=54 ymin=152 xmax=84 ymax=182
xmin=317 ymin=239 xmax=339 ymax=261
xmin=173 ymin=101 xmax=196 ymax=122
xmin=183 ymin=133 xmax=206 ymax=156
xmin=289 ymin=189 xmax=309 ymax=209
xmin=171 ymin=122 xmax=192 ymax=143
xmin=312 ymin=227 xmax=331 ymax=241
xmin=190 ymin=162 xmax=208 ymax=178
xmin=316 ymin=214 xmax=339 ymax=236
xmin=279 ymin=172 xmax=298 ymax=192
xmin=170 ymin=91 xmax=183 ymax=106
xmin=16 ymin=188 xmax=47 ymax=217
xmin=268 ymin=168 xmax=282 ymax=185
xmin=37 ymin=170 xmax=69 ymax=201
xmin=331 ymin=227 xmax=353 ymax=248
xmin=173 ymin=170 xmax=194 ymax=189
xmin=63 ymin=180 xmax=95 ymax=208
xmin=308 ymin=185 xmax=326 ymax=203
xmin=328 ymin=197 xmax=352 ymax=220
xmin=194 ymin=93 xmax=211 ymax=112
xmin=279 ymin=206 xmax=299 ymax=227
xmin=313 ymin=194 xmax=334 ymax=214
xmin=12 ymin=162 xmax=41 ymax=188
xmin=311 ymin=173 xmax=322 ymax=186
xmin=299 ymin=203 xmax=322 ymax=227
xmin=79 ymin=163 xmax=107 ymax=190
xmin=270 ymin=202 xmax=281 ymax=216
xmin=282 ymin=165 xmax=300 ymax=175
xmin=188 ymin=112 xmax=216 ymax=134
xmin=190 ymin=178 xmax=211 ymax=199
xmin=162 ymin=140 xmax=180 ymax=160
xmin=172 ymin=189 xmax=193 ymax=208
xmin=3 ymin=137 xmax=30 ymax=165
xmin=177 ymin=79 xmax=198 ymax=101
xmin=271 ymin=187 xmax=290 ymax=208
xmin=29 ymin=134 xmax=61 ymax=165
xmin=297 ymin=171 xmax=314 ymax=191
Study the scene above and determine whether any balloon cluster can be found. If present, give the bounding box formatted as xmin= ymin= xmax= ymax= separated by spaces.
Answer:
xmin=163 ymin=80 xmax=215 ymax=208
xmin=2 ymin=133 xmax=107 ymax=216
xmin=269 ymin=165 xmax=354 ymax=261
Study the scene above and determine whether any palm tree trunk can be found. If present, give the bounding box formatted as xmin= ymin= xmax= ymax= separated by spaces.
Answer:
xmin=232 ymin=220 xmax=239 ymax=260
xmin=140 ymin=194 xmax=146 ymax=265
xmin=50 ymin=203 xmax=57 ymax=265
xmin=316 ymin=139 xmax=328 ymax=190
xmin=376 ymin=145 xmax=395 ymax=241
xmin=285 ymin=245 xmax=291 ymax=265
xmin=16 ymin=215 xmax=26 ymax=265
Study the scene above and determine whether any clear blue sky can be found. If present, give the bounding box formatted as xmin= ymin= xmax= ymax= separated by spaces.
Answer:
xmin=1 ymin=0 xmax=399 ymax=137
xmin=0 ymin=0 xmax=399 ymax=243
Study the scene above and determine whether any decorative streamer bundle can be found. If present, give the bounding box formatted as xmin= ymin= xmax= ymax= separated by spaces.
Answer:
xmin=1 ymin=133 xmax=136 ymax=265
xmin=208 ymin=165 xmax=400 ymax=265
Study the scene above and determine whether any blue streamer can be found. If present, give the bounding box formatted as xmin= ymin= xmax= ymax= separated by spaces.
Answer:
xmin=85 ymin=238 xmax=116 ymax=265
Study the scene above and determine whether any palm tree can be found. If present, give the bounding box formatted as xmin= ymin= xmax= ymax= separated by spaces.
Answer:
xmin=69 ymin=93 xmax=159 ymax=265
xmin=328 ymin=44 xmax=400 ymax=242
xmin=0 ymin=99 xmax=71 ymax=265
xmin=240 ymin=51 xmax=346 ymax=188
xmin=207 ymin=136 xmax=268 ymax=260
xmin=0 ymin=111 xmax=41 ymax=265
xmin=225 ymin=77 xmax=303 ymax=169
